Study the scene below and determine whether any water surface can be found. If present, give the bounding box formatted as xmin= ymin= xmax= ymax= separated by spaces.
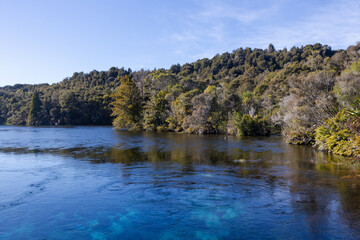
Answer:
xmin=0 ymin=126 xmax=359 ymax=239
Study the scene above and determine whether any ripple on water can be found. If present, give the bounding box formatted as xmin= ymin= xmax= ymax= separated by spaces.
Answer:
xmin=0 ymin=127 xmax=360 ymax=240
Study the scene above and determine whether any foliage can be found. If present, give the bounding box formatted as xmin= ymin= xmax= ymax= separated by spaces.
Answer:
xmin=1 ymin=42 xmax=360 ymax=157
xmin=234 ymin=113 xmax=271 ymax=136
xmin=315 ymin=110 xmax=360 ymax=158
xmin=275 ymin=71 xmax=338 ymax=144
xmin=283 ymin=128 xmax=316 ymax=145
xmin=143 ymin=89 xmax=169 ymax=131
xmin=27 ymin=89 xmax=42 ymax=125
xmin=112 ymin=76 xmax=142 ymax=130
xmin=311 ymin=56 xmax=360 ymax=157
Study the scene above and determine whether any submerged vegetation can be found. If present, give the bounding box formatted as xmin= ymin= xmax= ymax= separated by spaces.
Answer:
xmin=0 ymin=43 xmax=360 ymax=157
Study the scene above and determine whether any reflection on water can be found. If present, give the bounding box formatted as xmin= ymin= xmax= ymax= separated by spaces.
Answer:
xmin=0 ymin=126 xmax=359 ymax=239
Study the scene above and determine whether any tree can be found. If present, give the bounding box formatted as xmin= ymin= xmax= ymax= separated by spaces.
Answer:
xmin=182 ymin=85 xmax=226 ymax=134
xmin=111 ymin=76 xmax=142 ymax=130
xmin=27 ymin=89 xmax=42 ymax=125
xmin=143 ymin=89 xmax=169 ymax=131
xmin=267 ymin=43 xmax=275 ymax=53
xmin=59 ymin=91 xmax=86 ymax=125
xmin=276 ymin=71 xmax=338 ymax=144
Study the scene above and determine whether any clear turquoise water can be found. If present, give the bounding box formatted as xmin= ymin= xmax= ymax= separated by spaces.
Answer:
xmin=0 ymin=126 xmax=359 ymax=239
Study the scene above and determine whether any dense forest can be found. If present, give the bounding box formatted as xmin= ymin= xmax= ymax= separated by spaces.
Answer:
xmin=1 ymin=43 xmax=360 ymax=157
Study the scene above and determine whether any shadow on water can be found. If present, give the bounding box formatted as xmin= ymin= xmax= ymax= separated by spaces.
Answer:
xmin=0 ymin=126 xmax=360 ymax=239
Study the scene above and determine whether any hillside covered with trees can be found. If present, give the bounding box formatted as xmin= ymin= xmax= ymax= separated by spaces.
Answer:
xmin=1 ymin=43 xmax=360 ymax=157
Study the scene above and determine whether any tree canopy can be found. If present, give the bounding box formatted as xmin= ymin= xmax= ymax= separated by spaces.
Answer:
xmin=112 ymin=75 xmax=142 ymax=130
xmin=27 ymin=89 xmax=42 ymax=125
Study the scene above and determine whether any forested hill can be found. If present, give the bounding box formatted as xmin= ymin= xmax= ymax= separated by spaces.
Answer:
xmin=1 ymin=43 xmax=360 ymax=157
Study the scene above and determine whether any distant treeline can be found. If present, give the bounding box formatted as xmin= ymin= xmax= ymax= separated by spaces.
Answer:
xmin=1 ymin=43 xmax=360 ymax=157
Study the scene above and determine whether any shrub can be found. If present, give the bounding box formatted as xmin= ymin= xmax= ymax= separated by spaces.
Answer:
xmin=315 ymin=110 xmax=360 ymax=158
xmin=283 ymin=128 xmax=315 ymax=145
xmin=234 ymin=113 xmax=271 ymax=136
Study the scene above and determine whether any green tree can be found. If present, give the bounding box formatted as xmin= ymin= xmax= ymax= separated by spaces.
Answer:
xmin=143 ymin=89 xmax=169 ymax=131
xmin=59 ymin=91 xmax=86 ymax=125
xmin=27 ymin=89 xmax=42 ymax=125
xmin=111 ymin=76 xmax=142 ymax=130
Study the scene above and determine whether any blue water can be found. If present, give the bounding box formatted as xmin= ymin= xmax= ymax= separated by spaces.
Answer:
xmin=0 ymin=126 xmax=359 ymax=239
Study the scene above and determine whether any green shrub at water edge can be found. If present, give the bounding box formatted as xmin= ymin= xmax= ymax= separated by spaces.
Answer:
xmin=315 ymin=110 xmax=360 ymax=158
xmin=283 ymin=128 xmax=315 ymax=145
xmin=234 ymin=113 xmax=271 ymax=136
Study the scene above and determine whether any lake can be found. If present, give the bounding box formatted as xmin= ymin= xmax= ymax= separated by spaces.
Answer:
xmin=0 ymin=126 xmax=359 ymax=239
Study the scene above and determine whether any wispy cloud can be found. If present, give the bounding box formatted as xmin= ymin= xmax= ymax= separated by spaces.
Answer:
xmin=165 ymin=0 xmax=283 ymax=60
xmin=165 ymin=0 xmax=360 ymax=62
xmin=190 ymin=0 xmax=273 ymax=24
xmin=170 ymin=31 xmax=200 ymax=43
xmin=252 ymin=0 xmax=360 ymax=49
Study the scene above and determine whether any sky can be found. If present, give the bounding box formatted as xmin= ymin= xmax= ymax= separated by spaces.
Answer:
xmin=0 ymin=0 xmax=359 ymax=87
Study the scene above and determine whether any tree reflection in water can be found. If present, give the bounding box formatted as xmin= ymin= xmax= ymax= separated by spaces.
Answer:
xmin=0 ymin=128 xmax=359 ymax=238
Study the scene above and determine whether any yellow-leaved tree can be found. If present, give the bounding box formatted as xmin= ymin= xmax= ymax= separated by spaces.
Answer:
xmin=111 ymin=76 xmax=143 ymax=130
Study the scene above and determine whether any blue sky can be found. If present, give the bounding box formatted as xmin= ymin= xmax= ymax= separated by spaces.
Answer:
xmin=0 ymin=0 xmax=359 ymax=86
